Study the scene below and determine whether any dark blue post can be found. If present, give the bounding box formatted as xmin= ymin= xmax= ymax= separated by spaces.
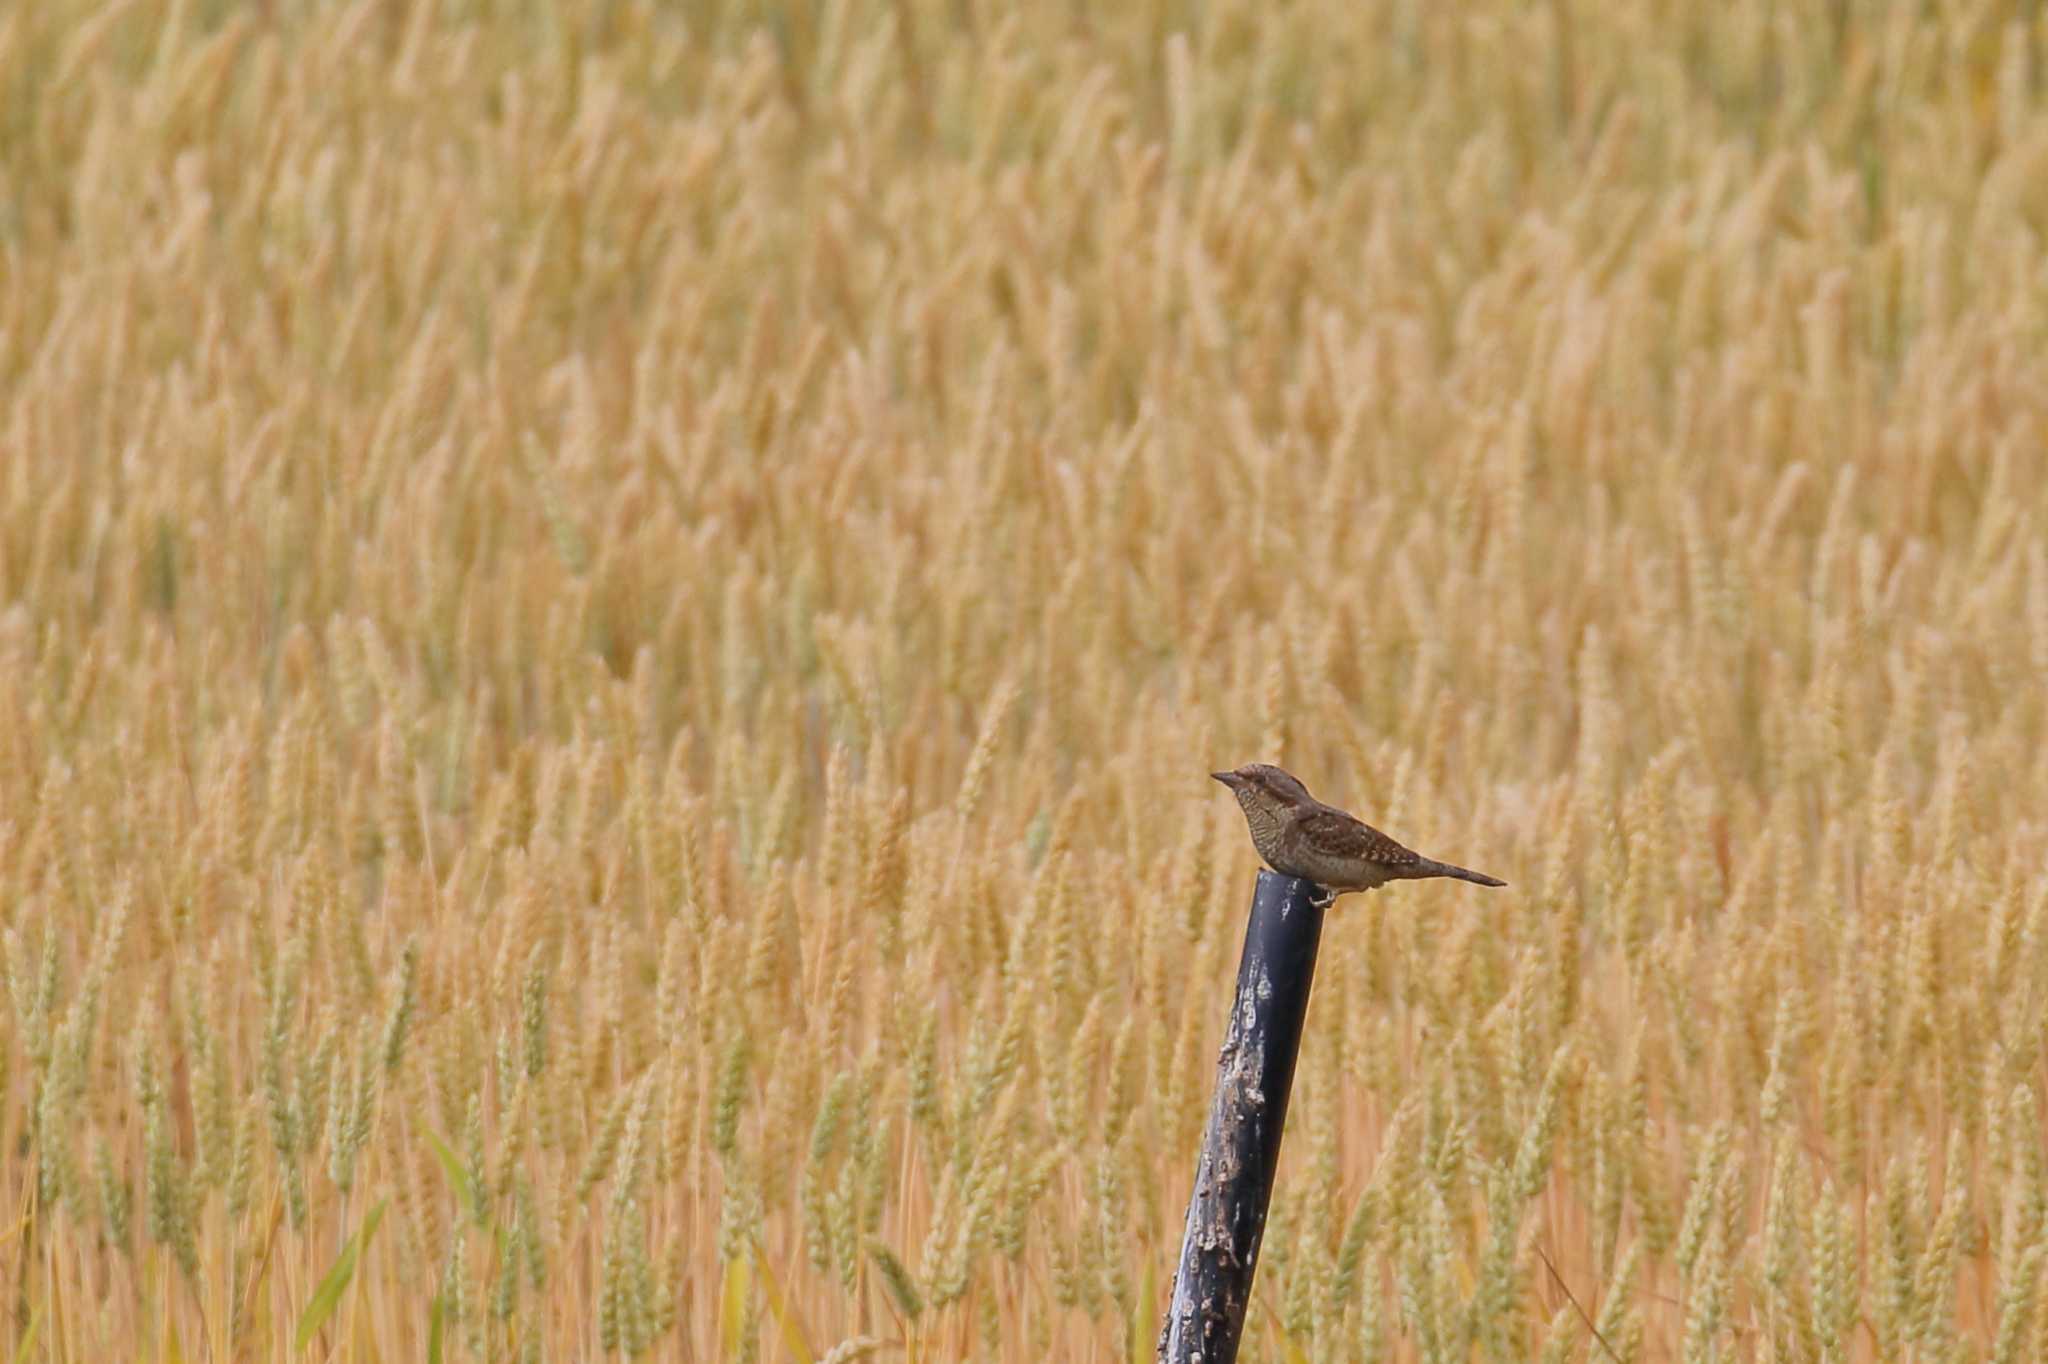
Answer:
xmin=1158 ymin=870 xmax=1327 ymax=1364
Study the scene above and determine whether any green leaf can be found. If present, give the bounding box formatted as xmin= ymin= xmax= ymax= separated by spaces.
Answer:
xmin=12 ymin=1306 xmax=40 ymax=1364
xmin=426 ymin=1295 xmax=445 ymax=1364
xmin=425 ymin=1130 xmax=482 ymax=1221
xmin=294 ymin=1200 xmax=387 ymax=1352
xmin=1130 ymin=1260 xmax=1155 ymax=1364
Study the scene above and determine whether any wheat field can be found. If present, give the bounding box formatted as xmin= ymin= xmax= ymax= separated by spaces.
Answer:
xmin=3 ymin=1 xmax=2048 ymax=1360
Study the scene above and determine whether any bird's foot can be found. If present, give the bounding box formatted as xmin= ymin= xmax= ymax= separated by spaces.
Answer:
xmin=1307 ymin=885 xmax=1338 ymax=911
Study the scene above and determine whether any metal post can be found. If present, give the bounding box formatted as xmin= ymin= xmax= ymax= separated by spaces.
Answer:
xmin=1158 ymin=869 xmax=1327 ymax=1364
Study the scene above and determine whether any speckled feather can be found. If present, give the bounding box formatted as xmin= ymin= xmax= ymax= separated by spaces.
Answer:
xmin=1294 ymin=808 xmax=1423 ymax=866
xmin=1212 ymin=762 xmax=1505 ymax=897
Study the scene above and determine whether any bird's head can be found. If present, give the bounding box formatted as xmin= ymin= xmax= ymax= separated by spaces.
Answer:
xmin=1211 ymin=763 xmax=1316 ymax=810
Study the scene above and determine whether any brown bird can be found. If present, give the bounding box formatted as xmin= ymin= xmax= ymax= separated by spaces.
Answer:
xmin=1212 ymin=763 xmax=1505 ymax=908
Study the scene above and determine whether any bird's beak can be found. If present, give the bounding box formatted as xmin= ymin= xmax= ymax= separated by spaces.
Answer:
xmin=1211 ymin=771 xmax=1238 ymax=787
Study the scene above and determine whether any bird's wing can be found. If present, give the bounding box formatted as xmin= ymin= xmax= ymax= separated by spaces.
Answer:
xmin=1295 ymin=809 xmax=1421 ymax=867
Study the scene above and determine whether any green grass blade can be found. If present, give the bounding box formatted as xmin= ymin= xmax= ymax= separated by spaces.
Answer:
xmin=426 ymin=1295 xmax=445 ymax=1364
xmin=294 ymin=1200 xmax=387 ymax=1352
xmin=425 ymin=1130 xmax=483 ymax=1221
xmin=12 ymin=1306 xmax=39 ymax=1364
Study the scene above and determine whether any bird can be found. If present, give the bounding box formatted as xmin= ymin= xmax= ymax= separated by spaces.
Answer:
xmin=1211 ymin=763 xmax=1505 ymax=909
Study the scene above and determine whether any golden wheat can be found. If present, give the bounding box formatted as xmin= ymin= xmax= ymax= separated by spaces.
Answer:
xmin=3 ymin=1 xmax=2048 ymax=1360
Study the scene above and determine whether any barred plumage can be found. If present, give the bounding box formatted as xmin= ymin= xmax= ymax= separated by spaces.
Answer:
xmin=1212 ymin=764 xmax=1505 ymax=905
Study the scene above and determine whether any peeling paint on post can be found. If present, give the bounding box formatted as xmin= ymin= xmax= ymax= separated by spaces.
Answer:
xmin=1157 ymin=869 xmax=1326 ymax=1364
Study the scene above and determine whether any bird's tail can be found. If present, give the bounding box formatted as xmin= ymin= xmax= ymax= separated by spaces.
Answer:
xmin=1419 ymin=858 xmax=1506 ymax=888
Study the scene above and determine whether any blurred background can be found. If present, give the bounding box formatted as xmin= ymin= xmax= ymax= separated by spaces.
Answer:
xmin=2 ymin=1 xmax=2046 ymax=1360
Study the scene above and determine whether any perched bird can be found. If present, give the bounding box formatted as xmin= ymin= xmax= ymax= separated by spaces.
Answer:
xmin=1212 ymin=763 xmax=1505 ymax=908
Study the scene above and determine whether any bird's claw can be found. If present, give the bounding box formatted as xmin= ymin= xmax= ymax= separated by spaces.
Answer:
xmin=1307 ymin=885 xmax=1337 ymax=912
